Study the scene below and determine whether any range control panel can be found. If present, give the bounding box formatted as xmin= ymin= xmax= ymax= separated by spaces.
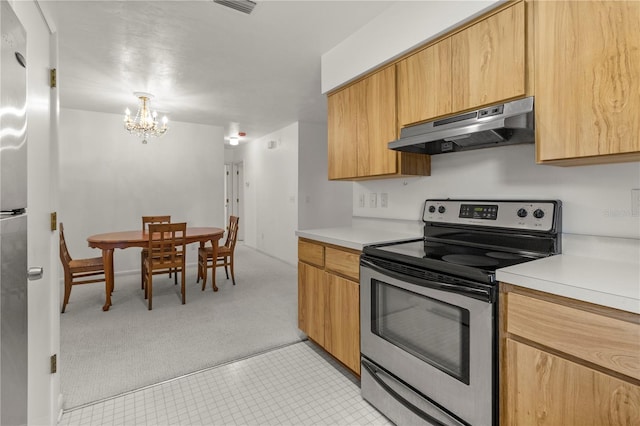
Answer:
xmin=423 ymin=200 xmax=560 ymax=232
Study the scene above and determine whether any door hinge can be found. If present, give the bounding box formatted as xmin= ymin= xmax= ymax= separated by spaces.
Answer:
xmin=50 ymin=68 xmax=57 ymax=88
xmin=50 ymin=354 xmax=57 ymax=374
xmin=50 ymin=212 xmax=57 ymax=231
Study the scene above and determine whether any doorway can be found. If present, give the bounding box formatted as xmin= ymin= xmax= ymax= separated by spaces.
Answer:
xmin=224 ymin=162 xmax=244 ymax=241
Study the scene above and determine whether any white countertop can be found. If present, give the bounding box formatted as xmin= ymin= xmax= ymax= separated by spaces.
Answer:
xmin=497 ymin=254 xmax=640 ymax=314
xmin=295 ymin=226 xmax=421 ymax=251
xmin=297 ymin=226 xmax=640 ymax=314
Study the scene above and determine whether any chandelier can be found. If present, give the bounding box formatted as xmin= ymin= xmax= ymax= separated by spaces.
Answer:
xmin=124 ymin=92 xmax=168 ymax=144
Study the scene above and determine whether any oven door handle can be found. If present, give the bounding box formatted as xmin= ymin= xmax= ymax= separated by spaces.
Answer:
xmin=361 ymin=358 xmax=467 ymax=426
xmin=360 ymin=257 xmax=493 ymax=302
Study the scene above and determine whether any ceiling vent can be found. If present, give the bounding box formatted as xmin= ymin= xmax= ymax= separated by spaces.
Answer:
xmin=213 ymin=0 xmax=257 ymax=15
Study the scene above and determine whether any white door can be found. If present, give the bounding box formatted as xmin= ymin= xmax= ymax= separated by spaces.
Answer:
xmin=233 ymin=162 xmax=244 ymax=241
xmin=224 ymin=163 xmax=232 ymax=231
xmin=224 ymin=162 xmax=244 ymax=241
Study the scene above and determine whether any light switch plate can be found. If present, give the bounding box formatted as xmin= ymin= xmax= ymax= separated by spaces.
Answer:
xmin=631 ymin=189 xmax=640 ymax=217
xmin=380 ymin=193 xmax=388 ymax=208
xmin=358 ymin=193 xmax=365 ymax=208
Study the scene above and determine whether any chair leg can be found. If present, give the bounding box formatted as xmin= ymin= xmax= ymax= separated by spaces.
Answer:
xmin=224 ymin=263 xmax=229 ymax=279
xmin=143 ymin=265 xmax=148 ymax=300
xmin=181 ymin=267 xmax=186 ymax=305
xmin=230 ymin=256 xmax=236 ymax=285
xmin=174 ymin=268 xmax=178 ymax=285
xmin=140 ymin=251 xmax=145 ymax=290
xmin=147 ymin=273 xmax=153 ymax=310
xmin=61 ymin=273 xmax=72 ymax=313
xmin=196 ymin=252 xmax=202 ymax=283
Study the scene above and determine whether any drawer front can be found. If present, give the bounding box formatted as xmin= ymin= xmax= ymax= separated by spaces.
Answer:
xmin=325 ymin=247 xmax=360 ymax=281
xmin=506 ymin=292 xmax=640 ymax=380
xmin=298 ymin=239 xmax=324 ymax=268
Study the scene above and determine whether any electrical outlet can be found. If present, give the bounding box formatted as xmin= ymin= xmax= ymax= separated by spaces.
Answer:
xmin=632 ymin=189 xmax=640 ymax=217
xmin=358 ymin=193 xmax=365 ymax=208
xmin=380 ymin=193 xmax=388 ymax=208
xmin=369 ymin=193 xmax=377 ymax=208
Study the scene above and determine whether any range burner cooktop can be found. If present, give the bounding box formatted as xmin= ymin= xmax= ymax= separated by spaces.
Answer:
xmin=363 ymin=199 xmax=562 ymax=284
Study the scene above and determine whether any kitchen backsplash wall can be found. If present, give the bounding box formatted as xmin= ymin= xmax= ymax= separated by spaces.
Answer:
xmin=353 ymin=144 xmax=640 ymax=239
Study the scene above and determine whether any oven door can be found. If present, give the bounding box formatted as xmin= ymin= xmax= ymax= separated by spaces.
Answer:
xmin=360 ymin=256 xmax=496 ymax=426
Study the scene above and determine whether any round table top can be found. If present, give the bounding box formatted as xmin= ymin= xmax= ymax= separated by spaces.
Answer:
xmin=87 ymin=226 xmax=224 ymax=249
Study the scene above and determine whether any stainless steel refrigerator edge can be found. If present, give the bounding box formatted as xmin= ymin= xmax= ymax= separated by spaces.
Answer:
xmin=0 ymin=1 xmax=28 ymax=425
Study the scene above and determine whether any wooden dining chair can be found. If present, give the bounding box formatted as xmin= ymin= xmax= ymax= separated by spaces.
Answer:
xmin=59 ymin=223 xmax=105 ymax=313
xmin=142 ymin=222 xmax=187 ymax=310
xmin=197 ymin=216 xmax=239 ymax=290
xmin=140 ymin=215 xmax=172 ymax=289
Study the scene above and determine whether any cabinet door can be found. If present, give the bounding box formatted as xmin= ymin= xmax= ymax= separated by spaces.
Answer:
xmin=327 ymin=85 xmax=358 ymax=179
xmin=357 ymin=66 xmax=397 ymax=177
xmin=397 ymin=38 xmax=452 ymax=126
xmin=325 ymin=274 xmax=360 ymax=374
xmin=298 ymin=262 xmax=327 ymax=346
xmin=535 ymin=0 xmax=640 ymax=162
xmin=503 ymin=339 xmax=640 ymax=426
xmin=451 ymin=1 xmax=526 ymax=112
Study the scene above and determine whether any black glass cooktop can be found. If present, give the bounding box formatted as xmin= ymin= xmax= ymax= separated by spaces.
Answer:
xmin=363 ymin=238 xmax=544 ymax=284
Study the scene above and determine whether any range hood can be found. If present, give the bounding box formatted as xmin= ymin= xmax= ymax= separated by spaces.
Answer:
xmin=389 ymin=97 xmax=534 ymax=155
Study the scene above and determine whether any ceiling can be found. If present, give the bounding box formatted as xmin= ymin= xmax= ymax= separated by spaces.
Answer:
xmin=42 ymin=0 xmax=394 ymax=145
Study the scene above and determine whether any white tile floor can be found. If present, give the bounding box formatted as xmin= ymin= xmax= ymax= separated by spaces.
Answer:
xmin=58 ymin=341 xmax=393 ymax=426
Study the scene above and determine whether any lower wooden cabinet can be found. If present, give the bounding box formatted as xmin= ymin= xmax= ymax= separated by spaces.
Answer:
xmin=501 ymin=283 xmax=640 ymax=425
xmin=298 ymin=238 xmax=361 ymax=375
xmin=504 ymin=338 xmax=640 ymax=425
xmin=325 ymin=274 xmax=360 ymax=374
xmin=297 ymin=262 xmax=326 ymax=346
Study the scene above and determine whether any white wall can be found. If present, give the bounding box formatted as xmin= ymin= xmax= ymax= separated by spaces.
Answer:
xmin=59 ymin=108 xmax=225 ymax=272
xmin=231 ymin=123 xmax=299 ymax=265
xmin=353 ymin=145 xmax=640 ymax=239
xmin=298 ymin=122 xmax=351 ymax=230
xmin=321 ymin=0 xmax=502 ymax=92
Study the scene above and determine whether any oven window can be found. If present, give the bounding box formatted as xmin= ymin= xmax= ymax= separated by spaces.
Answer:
xmin=371 ymin=279 xmax=470 ymax=384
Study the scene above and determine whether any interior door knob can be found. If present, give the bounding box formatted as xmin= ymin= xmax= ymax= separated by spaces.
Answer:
xmin=27 ymin=267 xmax=44 ymax=281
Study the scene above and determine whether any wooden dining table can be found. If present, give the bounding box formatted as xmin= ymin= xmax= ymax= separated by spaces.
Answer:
xmin=87 ymin=226 xmax=224 ymax=311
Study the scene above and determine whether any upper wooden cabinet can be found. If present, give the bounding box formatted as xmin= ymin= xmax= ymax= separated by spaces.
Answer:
xmin=328 ymin=66 xmax=430 ymax=180
xmin=534 ymin=0 xmax=640 ymax=165
xmin=397 ymin=1 xmax=527 ymax=128
xmin=451 ymin=1 xmax=526 ymax=112
xmin=397 ymin=38 xmax=452 ymax=127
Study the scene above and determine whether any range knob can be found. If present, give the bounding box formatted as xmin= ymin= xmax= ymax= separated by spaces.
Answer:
xmin=533 ymin=209 xmax=545 ymax=219
xmin=438 ymin=206 xmax=446 ymax=214
xmin=428 ymin=205 xmax=436 ymax=213
xmin=517 ymin=208 xmax=528 ymax=218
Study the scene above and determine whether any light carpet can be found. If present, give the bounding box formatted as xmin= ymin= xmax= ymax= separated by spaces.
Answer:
xmin=60 ymin=244 xmax=305 ymax=409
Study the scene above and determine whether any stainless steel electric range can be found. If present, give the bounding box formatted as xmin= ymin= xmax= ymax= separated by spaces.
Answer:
xmin=360 ymin=199 xmax=561 ymax=426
